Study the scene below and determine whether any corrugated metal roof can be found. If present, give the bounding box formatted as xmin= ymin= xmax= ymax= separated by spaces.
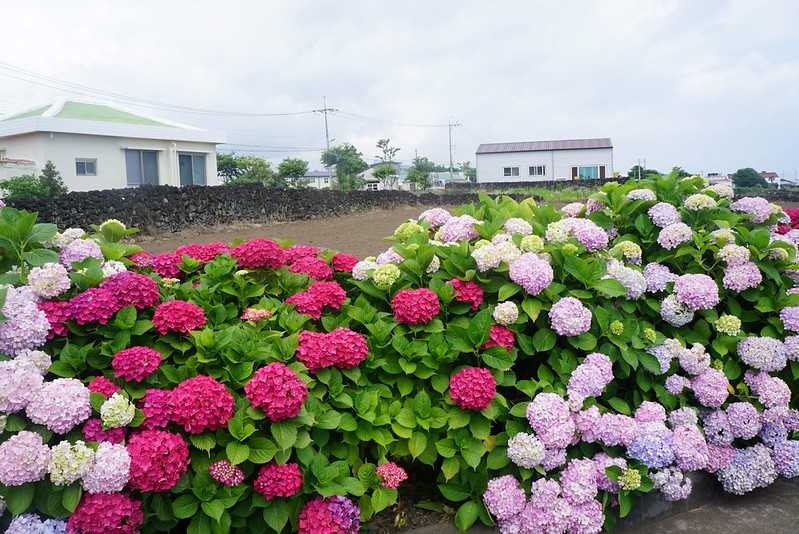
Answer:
xmin=304 ymin=170 xmax=331 ymax=178
xmin=476 ymin=138 xmax=612 ymax=154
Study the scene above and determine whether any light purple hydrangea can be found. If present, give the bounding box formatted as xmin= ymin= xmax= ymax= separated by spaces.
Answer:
xmin=627 ymin=188 xmax=657 ymax=202
xmin=549 ymin=297 xmax=592 ymax=337
xmin=0 ymin=359 xmax=44 ymax=413
xmin=737 ymin=336 xmax=787 ymax=372
xmin=746 ymin=370 xmax=791 ymax=408
xmin=506 ymin=432 xmax=545 ymax=468
xmin=690 ymin=369 xmax=730 ymax=408
xmin=418 ymin=207 xmax=451 ymax=228
xmin=560 ymin=202 xmax=585 ymax=218
xmin=780 ymin=306 xmax=799 ymax=333
xmin=703 ymin=410 xmax=734 ymax=446
xmin=652 ymin=467 xmax=692 ymax=501
xmin=573 ymin=223 xmax=609 ymax=252
xmin=726 ymin=402 xmax=762 ymax=440
xmin=647 ymin=344 xmax=673 ymax=374
xmin=672 ymin=425 xmax=709 ymax=471
xmin=508 ymin=253 xmax=553 ymax=295
xmin=82 ymin=441 xmax=130 ymax=494
xmin=27 ymin=262 xmax=71 ymax=299
xmin=7 ymin=514 xmax=67 ymax=534
xmin=504 ymin=217 xmax=533 ymax=236
xmin=0 ymin=430 xmax=50 ymax=486
xmin=717 ymin=444 xmax=777 ymax=494
xmin=586 ymin=198 xmax=605 ymax=214
xmin=569 ymin=499 xmax=604 ymax=534
xmin=644 ymin=262 xmax=677 ymax=293
xmin=635 ymin=401 xmax=667 ymax=423
xmin=673 ymin=274 xmax=719 ymax=311
xmin=784 ymin=335 xmax=799 ymax=361
xmin=717 ymin=244 xmax=750 ymax=266
xmin=25 ymin=378 xmax=91 ymax=434
xmin=527 ymin=393 xmax=575 ymax=449
xmin=665 ymin=374 xmax=691 ymax=395
xmin=772 ymin=440 xmax=799 ymax=478
xmin=59 ymin=238 xmax=103 ymax=269
xmin=573 ymin=406 xmax=602 ymax=443
xmin=376 ymin=248 xmax=403 ymax=265
xmin=676 ymin=342 xmax=711 ymax=375
xmin=759 ymin=422 xmax=789 ymax=447
xmin=15 ymin=349 xmax=52 ymax=374
xmin=627 ymin=428 xmax=674 ymax=468
xmin=722 ymin=262 xmax=762 ymax=292
xmin=567 ymin=352 xmax=613 ymax=409
xmin=657 ymin=222 xmax=693 ymax=250
xmin=438 ymin=215 xmax=480 ymax=243
xmin=593 ymin=452 xmax=627 ymax=493
xmin=483 ymin=475 xmax=527 ymax=521
xmin=0 ymin=286 xmax=51 ymax=355
xmin=705 ymin=444 xmax=735 ymax=474
xmin=648 ymin=202 xmax=681 ymax=227
xmin=560 ymin=458 xmax=599 ymax=505
xmin=604 ymin=259 xmax=646 ymax=299
xmin=541 ymin=447 xmax=568 ymax=471
xmin=597 ymin=413 xmax=638 ymax=448
xmin=668 ymin=407 xmax=698 ymax=428
xmin=731 ymin=196 xmax=772 ymax=224
xmin=660 ymin=294 xmax=694 ymax=327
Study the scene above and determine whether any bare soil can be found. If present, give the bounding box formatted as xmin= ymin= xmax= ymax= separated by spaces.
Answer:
xmin=137 ymin=206 xmax=423 ymax=257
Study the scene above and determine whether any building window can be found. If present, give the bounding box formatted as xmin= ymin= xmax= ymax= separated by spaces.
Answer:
xmin=178 ymin=153 xmax=206 ymax=186
xmin=529 ymin=165 xmax=546 ymax=177
xmin=503 ymin=167 xmax=520 ymax=177
xmin=0 ymin=150 xmax=6 ymax=161
xmin=75 ymin=158 xmax=97 ymax=176
xmin=365 ymin=182 xmax=379 ymax=191
xmin=125 ymin=149 xmax=159 ymax=186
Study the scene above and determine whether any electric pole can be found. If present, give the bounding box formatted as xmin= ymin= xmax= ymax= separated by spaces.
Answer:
xmin=448 ymin=120 xmax=461 ymax=181
xmin=314 ymin=97 xmax=338 ymax=184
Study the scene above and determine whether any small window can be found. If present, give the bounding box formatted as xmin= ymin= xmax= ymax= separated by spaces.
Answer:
xmin=76 ymin=158 xmax=97 ymax=176
xmin=578 ymin=166 xmax=600 ymax=180
xmin=0 ymin=150 xmax=6 ymax=161
xmin=528 ymin=165 xmax=546 ymax=177
xmin=366 ymin=182 xmax=379 ymax=191
xmin=503 ymin=167 xmax=520 ymax=177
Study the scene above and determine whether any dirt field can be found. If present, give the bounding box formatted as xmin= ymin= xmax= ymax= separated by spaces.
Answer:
xmin=137 ymin=206 xmax=423 ymax=257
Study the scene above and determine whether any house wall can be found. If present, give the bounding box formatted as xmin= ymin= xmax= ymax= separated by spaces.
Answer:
xmin=476 ymin=148 xmax=614 ymax=183
xmin=0 ymin=132 xmax=219 ymax=191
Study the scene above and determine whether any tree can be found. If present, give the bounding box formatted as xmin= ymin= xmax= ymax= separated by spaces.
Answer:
xmin=321 ymin=144 xmax=368 ymax=191
xmin=38 ymin=161 xmax=68 ymax=197
xmin=460 ymin=161 xmax=477 ymax=182
xmin=374 ymin=139 xmax=401 ymax=190
xmin=406 ymin=155 xmax=435 ymax=190
xmin=628 ymin=165 xmax=660 ymax=180
xmin=277 ymin=158 xmax=309 ymax=187
xmin=671 ymin=166 xmax=691 ymax=178
xmin=731 ymin=168 xmax=767 ymax=188
xmin=222 ymin=155 xmax=285 ymax=187
xmin=217 ymin=153 xmax=243 ymax=181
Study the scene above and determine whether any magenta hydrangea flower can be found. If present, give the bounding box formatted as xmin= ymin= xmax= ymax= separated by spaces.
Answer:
xmin=391 ymin=288 xmax=440 ymax=325
xmin=549 ymin=297 xmax=592 ymax=336
xmin=70 ymin=287 xmax=121 ymax=325
xmin=673 ymin=274 xmax=719 ymax=311
xmin=245 ymin=362 xmax=308 ymax=422
xmin=112 ymin=346 xmax=162 ymax=382
xmin=209 ymin=459 xmax=246 ymax=486
xmin=67 ymin=492 xmax=144 ymax=534
xmin=139 ymin=388 xmax=174 ymax=429
xmin=26 ymin=378 xmax=91 ymax=433
xmin=99 ymin=271 xmax=160 ymax=310
xmin=509 ymin=253 xmax=553 ymax=295
xmin=0 ymin=430 xmax=50 ymax=486
xmin=170 ymin=375 xmax=233 ymax=434
xmin=82 ymin=418 xmax=125 ymax=443
xmin=254 ymin=463 xmax=303 ymax=500
xmin=449 ymin=367 xmax=496 ymax=410
xmin=127 ymin=430 xmax=190 ymax=492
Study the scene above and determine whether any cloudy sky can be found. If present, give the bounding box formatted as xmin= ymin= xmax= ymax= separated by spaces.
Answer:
xmin=1 ymin=0 xmax=798 ymax=176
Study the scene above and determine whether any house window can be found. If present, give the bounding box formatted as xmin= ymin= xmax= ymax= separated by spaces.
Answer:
xmin=503 ymin=167 xmax=520 ymax=177
xmin=75 ymin=158 xmax=97 ymax=176
xmin=0 ymin=150 xmax=6 ymax=161
xmin=529 ymin=165 xmax=546 ymax=177
xmin=365 ymin=182 xmax=379 ymax=191
xmin=178 ymin=153 xmax=206 ymax=186
xmin=125 ymin=149 xmax=159 ymax=186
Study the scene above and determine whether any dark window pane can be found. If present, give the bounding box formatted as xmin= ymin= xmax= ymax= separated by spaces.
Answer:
xmin=179 ymin=154 xmax=193 ymax=186
xmin=142 ymin=151 xmax=158 ymax=185
xmin=76 ymin=161 xmax=85 ymax=175
xmin=125 ymin=150 xmax=142 ymax=186
xmin=192 ymin=155 xmax=206 ymax=185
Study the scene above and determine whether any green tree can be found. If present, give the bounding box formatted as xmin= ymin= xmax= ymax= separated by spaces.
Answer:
xmin=321 ymin=144 xmax=368 ymax=191
xmin=460 ymin=161 xmax=476 ymax=182
xmin=223 ymin=156 xmax=285 ymax=187
xmin=217 ymin=153 xmax=243 ymax=181
xmin=406 ymin=155 xmax=435 ymax=190
xmin=38 ymin=161 xmax=68 ymax=197
xmin=731 ymin=168 xmax=767 ymax=188
xmin=277 ymin=158 xmax=309 ymax=187
xmin=628 ymin=165 xmax=659 ymax=180
xmin=0 ymin=174 xmax=45 ymax=199
xmin=671 ymin=166 xmax=691 ymax=178
xmin=375 ymin=139 xmax=401 ymax=190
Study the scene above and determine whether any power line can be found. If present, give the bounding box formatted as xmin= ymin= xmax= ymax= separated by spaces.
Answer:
xmin=337 ymin=110 xmax=451 ymax=128
xmin=0 ymin=61 xmax=317 ymax=117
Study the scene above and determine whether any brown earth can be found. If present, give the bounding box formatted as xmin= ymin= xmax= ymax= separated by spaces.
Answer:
xmin=136 ymin=206 xmax=424 ymax=257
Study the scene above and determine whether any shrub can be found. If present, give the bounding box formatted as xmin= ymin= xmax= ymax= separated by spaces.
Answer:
xmin=0 ymin=173 xmax=798 ymax=532
xmin=0 ymin=161 xmax=68 ymax=200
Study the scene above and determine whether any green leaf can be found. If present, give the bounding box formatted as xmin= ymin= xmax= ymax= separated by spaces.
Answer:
xmin=190 ymin=434 xmax=216 ymax=452
xmin=441 ymin=457 xmax=460 ymax=480
xmin=89 ymin=391 xmax=107 ymax=411
xmin=608 ymin=397 xmax=631 ymax=415
xmin=62 ymin=484 xmax=82 ymax=513
xmin=521 ymin=298 xmax=542 ymax=321
xmin=532 ymin=328 xmax=556 ymax=352
xmin=263 ymin=500 xmax=289 ymax=532
xmin=272 ymin=421 xmax=298 ymax=450
xmin=638 ymin=351 xmax=662 ymax=375
xmin=248 ymin=437 xmax=278 ymax=464
xmin=201 ymin=500 xmax=225 ymax=523
xmin=592 ymin=278 xmax=627 ymax=298
xmin=371 ymin=487 xmax=398 ymax=513
xmin=409 ymin=432 xmax=428 ymax=459
xmin=187 ymin=513 xmax=212 ymax=534
xmin=226 ymin=442 xmax=250 ymax=465
xmin=173 ymin=494 xmax=200 ymax=519
xmin=6 ymin=482 xmax=35 ymax=514
xmin=22 ymin=248 xmax=59 ymax=267
xmin=498 ymin=282 xmax=521 ymax=301
xmin=454 ymin=501 xmax=481 ymax=532
xmin=619 ymin=492 xmax=633 ymax=518
xmin=437 ymin=483 xmax=470 ymax=502
xmin=113 ymin=306 xmax=137 ymax=330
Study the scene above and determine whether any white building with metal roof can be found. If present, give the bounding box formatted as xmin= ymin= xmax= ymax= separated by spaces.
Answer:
xmin=475 ymin=138 xmax=613 ymax=183
xmin=0 ymin=98 xmax=225 ymax=190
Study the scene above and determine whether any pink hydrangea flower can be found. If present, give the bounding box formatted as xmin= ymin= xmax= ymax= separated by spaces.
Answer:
xmin=285 ymin=245 xmax=320 ymax=263
xmin=70 ymin=287 xmax=121 ymax=325
xmin=87 ymin=376 xmax=120 ymax=397
xmin=451 ymin=279 xmax=484 ymax=311
xmin=332 ymin=253 xmax=359 ymax=272
xmin=0 ymin=430 xmax=50 ymax=486
xmin=38 ymin=299 xmax=72 ymax=338
xmin=112 ymin=346 xmax=162 ymax=382
xmin=295 ymin=328 xmax=369 ymax=372
xmin=139 ymin=388 xmax=174 ymax=429
xmin=391 ymin=288 xmax=440 ymax=325
xmin=482 ymin=325 xmax=515 ymax=351
xmin=99 ymin=272 xmax=160 ymax=310
xmin=26 ymin=378 xmax=91 ymax=433
xmin=449 ymin=367 xmax=496 ymax=410
xmin=231 ymin=238 xmax=287 ymax=269
xmin=245 ymin=362 xmax=308 ymax=422
xmin=170 ymin=375 xmax=234 ymax=434
xmin=82 ymin=418 xmax=126 ymax=443
xmin=67 ymin=492 xmax=144 ymax=534
xmin=127 ymin=430 xmax=189 ymax=492
xmin=377 ymin=462 xmax=408 ymax=489
xmin=175 ymin=242 xmax=229 ymax=263
xmin=152 ymin=300 xmax=207 ymax=335
xmin=150 ymin=252 xmax=183 ymax=278
xmin=209 ymin=459 xmax=246 ymax=487
xmin=290 ymin=256 xmax=333 ymax=280
xmin=254 ymin=463 xmax=303 ymax=500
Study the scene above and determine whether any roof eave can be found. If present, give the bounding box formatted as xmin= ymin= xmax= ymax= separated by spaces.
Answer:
xmin=476 ymin=145 xmax=613 ymax=155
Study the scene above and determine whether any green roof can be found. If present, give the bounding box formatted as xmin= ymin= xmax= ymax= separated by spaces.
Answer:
xmin=1 ymin=100 xmax=175 ymax=127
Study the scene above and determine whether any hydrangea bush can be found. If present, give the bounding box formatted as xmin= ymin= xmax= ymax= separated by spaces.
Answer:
xmin=1 ymin=174 xmax=799 ymax=532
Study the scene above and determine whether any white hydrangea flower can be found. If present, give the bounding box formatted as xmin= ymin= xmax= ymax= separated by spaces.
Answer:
xmin=507 ymin=432 xmax=545 ymax=468
xmin=504 ymin=218 xmax=533 ymax=236
xmin=101 ymin=260 xmax=128 ymax=278
xmin=100 ymin=393 xmax=135 ymax=428
xmin=471 ymin=244 xmax=501 ymax=272
xmin=48 ymin=440 xmax=95 ymax=486
xmin=684 ymin=193 xmax=717 ymax=211
xmin=495 ymin=241 xmax=521 ymax=264
xmin=704 ymin=184 xmax=734 ymax=199
xmin=717 ymin=244 xmax=750 ymax=266
xmin=493 ymin=302 xmax=519 ymax=325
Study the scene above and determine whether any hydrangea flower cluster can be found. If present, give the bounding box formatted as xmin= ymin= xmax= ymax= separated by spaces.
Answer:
xmin=493 ymin=301 xmax=518 ymax=325
xmin=26 ymin=378 xmax=91 ymax=433
xmin=99 ymin=271 xmax=160 ymax=309
xmin=449 ymin=367 xmax=496 ymax=410
xmin=289 ymin=256 xmax=334 ymax=280
xmin=170 ymin=375 xmax=234 ymax=433
xmin=0 ymin=286 xmax=51 ymax=354
xmin=209 ymin=459 xmax=246 ymax=486
xmin=286 ymin=280 xmax=347 ymax=319
xmin=7 ymin=514 xmax=67 ymax=534
xmin=60 ymin=238 xmax=103 ymax=268
xmin=731 ymin=196 xmax=773 ymax=223
xmin=604 ymin=259 xmax=646 ymax=299
xmin=417 ymin=207 xmax=451 ymax=228
xmin=657 ymin=222 xmax=693 ymax=250
xmin=648 ymin=202 xmax=681 ymax=227
xmin=295 ymin=328 xmax=369 ymax=372
xmin=508 ymin=252 xmax=554 ymax=295
xmin=127 ymin=430 xmax=190 ymax=491
xmin=27 ymin=262 xmax=71 ymax=298
xmin=391 ymin=288 xmax=440 ymax=324
xmin=230 ymin=238 xmax=287 ymax=269
xmin=450 ymin=279 xmax=483 ymax=310
xmin=549 ymin=297 xmax=592 ymax=336
xmin=376 ymin=461 xmax=408 ymax=488
xmin=70 ymin=287 xmax=121 ymax=325
xmin=48 ymin=440 xmax=94 ymax=486
xmin=67 ymin=492 xmax=144 ymax=534
xmin=567 ymin=352 xmax=613 ymax=409
xmin=152 ymin=299 xmax=207 ymax=335
xmin=100 ymin=393 xmax=136 ymax=428
xmin=0 ymin=430 xmax=50 ymax=485
xmin=254 ymin=462 xmax=303 ymax=500
xmin=437 ymin=214 xmax=480 ymax=242
xmin=112 ymin=346 xmax=162 ymax=382
xmin=644 ymin=262 xmax=677 ymax=293
xmin=245 ymin=362 xmax=308 ymax=421
xmin=298 ymin=496 xmax=360 ymax=534
xmin=82 ymin=442 xmax=130 ymax=494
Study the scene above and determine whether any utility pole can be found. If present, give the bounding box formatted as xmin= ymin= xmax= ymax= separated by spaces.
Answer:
xmin=314 ymin=97 xmax=338 ymax=184
xmin=448 ymin=120 xmax=461 ymax=181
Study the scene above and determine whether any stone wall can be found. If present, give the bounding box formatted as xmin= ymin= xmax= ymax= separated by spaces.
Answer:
xmin=8 ymin=185 xmax=508 ymax=234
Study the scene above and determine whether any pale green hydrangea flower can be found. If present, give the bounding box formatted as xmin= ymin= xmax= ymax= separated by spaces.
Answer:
xmin=520 ymin=235 xmax=545 ymax=253
xmin=610 ymin=320 xmax=625 ymax=336
xmin=394 ymin=222 xmax=425 ymax=241
xmin=49 ymin=440 xmax=95 ymax=486
xmin=715 ymin=314 xmax=742 ymax=336
xmin=100 ymin=393 xmax=136 ymax=429
xmin=372 ymin=263 xmax=401 ymax=290
xmin=619 ymin=468 xmax=642 ymax=491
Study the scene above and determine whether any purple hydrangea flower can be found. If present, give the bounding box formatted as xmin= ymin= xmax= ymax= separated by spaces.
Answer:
xmin=82 ymin=442 xmax=130 ymax=494
xmin=509 ymin=253 xmax=553 ymax=295
xmin=25 ymin=378 xmax=91 ymax=434
xmin=573 ymin=406 xmax=602 ymax=443
xmin=635 ymin=401 xmax=667 ymax=423
xmin=597 ymin=414 xmax=638 ymax=447
xmin=648 ymin=202 xmax=681 ymax=227
xmin=438 ymin=215 xmax=479 ymax=242
xmin=652 ymin=467 xmax=692 ymax=501
xmin=376 ymin=248 xmax=403 ymax=265
xmin=60 ymin=238 xmax=103 ymax=269
xmin=604 ymin=259 xmax=646 ymax=299
xmin=731 ymin=197 xmax=772 ymax=223
xmin=0 ymin=359 xmax=44 ymax=413
xmin=527 ymin=393 xmax=575 ymax=448
xmin=673 ymin=274 xmax=719 ymax=311
xmin=784 ymin=335 xmax=799 ymax=361
xmin=665 ymin=374 xmax=691 ymax=395
xmin=717 ymin=444 xmax=777 ymax=494
xmin=7 ymin=514 xmax=67 ymax=534
xmin=567 ymin=353 xmax=613 ymax=409
xmin=542 ymin=447 xmax=568 ymax=471
xmin=703 ymin=410 xmax=734 ymax=446
xmin=0 ymin=286 xmax=51 ymax=356
xmin=573 ymin=223 xmax=609 ymax=252
xmin=722 ymin=262 xmax=762 ymax=292
xmin=737 ymin=336 xmax=787 ymax=372
xmin=676 ymin=343 xmax=711 ymax=375
xmin=772 ymin=440 xmax=799 ymax=478
xmin=705 ymin=444 xmax=735 ymax=474
xmin=668 ymin=407 xmax=698 ymax=428
xmin=627 ymin=428 xmax=675 ymax=468
xmin=647 ymin=344 xmax=673 ymax=374
xmin=418 ymin=207 xmax=451 ymax=228
xmin=644 ymin=262 xmax=677 ymax=293
xmin=569 ymin=499 xmax=604 ymax=534
xmin=657 ymin=223 xmax=693 ymax=250
xmin=690 ymin=369 xmax=730 ymax=408
xmin=660 ymin=294 xmax=694 ymax=327
xmin=780 ymin=306 xmax=799 ymax=333
xmin=549 ymin=297 xmax=592 ymax=336
xmin=726 ymin=402 xmax=762 ymax=440
xmin=0 ymin=430 xmax=50 ymax=486
xmin=327 ymin=496 xmax=360 ymax=533
xmin=672 ymin=425 xmax=709 ymax=471
xmin=483 ymin=475 xmax=527 ymax=521
xmin=746 ymin=371 xmax=791 ymax=408
xmin=593 ymin=452 xmax=627 ymax=493
xmin=560 ymin=458 xmax=598 ymax=505
xmin=759 ymin=422 xmax=789 ymax=447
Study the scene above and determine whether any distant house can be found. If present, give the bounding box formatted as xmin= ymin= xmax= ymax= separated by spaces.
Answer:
xmin=299 ymin=170 xmax=333 ymax=189
xmin=0 ymin=98 xmax=225 ymax=190
xmin=475 ymin=138 xmax=613 ymax=182
xmin=760 ymin=171 xmax=779 ymax=183
xmin=706 ymin=172 xmax=732 ymax=185
xmin=360 ymin=162 xmax=410 ymax=191
xmin=429 ymin=171 xmax=466 ymax=189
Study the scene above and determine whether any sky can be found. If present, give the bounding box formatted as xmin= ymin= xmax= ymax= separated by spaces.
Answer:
xmin=1 ymin=0 xmax=798 ymax=176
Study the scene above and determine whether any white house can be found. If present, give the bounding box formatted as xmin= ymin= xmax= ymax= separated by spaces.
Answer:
xmin=0 ymin=98 xmax=225 ymax=191
xmin=475 ymin=138 xmax=614 ymax=183
xmin=299 ymin=170 xmax=333 ymax=189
